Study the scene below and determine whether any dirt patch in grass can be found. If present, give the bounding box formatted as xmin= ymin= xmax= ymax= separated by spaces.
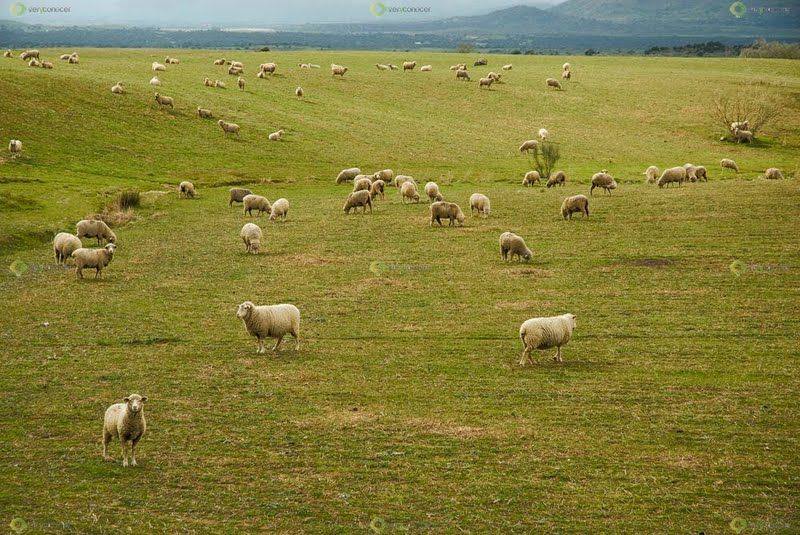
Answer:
xmin=502 ymin=267 xmax=554 ymax=278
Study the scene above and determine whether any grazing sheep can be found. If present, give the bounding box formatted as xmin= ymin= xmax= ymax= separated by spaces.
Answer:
xmin=519 ymin=313 xmax=577 ymax=365
xmin=370 ymin=179 xmax=386 ymax=200
xmin=354 ymin=176 xmax=373 ymax=192
xmin=502 ymin=64 xmax=512 ymax=70
xmin=469 ymin=193 xmax=491 ymax=217
xmin=8 ymin=139 xmax=22 ymax=155
xmin=165 ymin=57 xmax=179 ymax=64
xmin=28 ymin=58 xmax=41 ymax=68
xmin=343 ymin=190 xmax=373 ymax=214
xmin=4 ymin=50 xmax=12 ymax=58
xmin=474 ymin=58 xmax=488 ymax=66
xmin=733 ymin=128 xmax=754 ymax=143
xmin=721 ymin=158 xmax=739 ymax=173
xmin=240 ymin=223 xmax=263 ymax=253
xmin=230 ymin=61 xmax=243 ymax=69
xmin=657 ymin=166 xmax=687 ymax=188
xmin=643 ymin=165 xmax=660 ymax=184
xmin=561 ymin=195 xmax=589 ymax=219
xmin=683 ymin=163 xmax=699 ymax=182
xmin=499 ymin=232 xmax=532 ymax=262
xmin=110 ymin=82 xmax=125 ymax=94
xmin=519 ymin=139 xmax=539 ymax=153
xmin=236 ymin=301 xmax=301 ymax=353
xmin=394 ymin=175 xmax=415 ymax=188
xmin=268 ymin=129 xmax=284 ymax=141
xmin=256 ymin=70 xmax=266 ymax=79
xmin=420 ymin=65 xmax=432 ymax=72
xmin=149 ymin=76 xmax=161 ymax=86
xmin=228 ymin=65 xmax=243 ymax=76
xmin=764 ymin=167 xmax=784 ymax=180
xmin=154 ymin=93 xmax=173 ymax=108
xmin=547 ymin=171 xmax=567 ymax=188
xmin=102 ymin=394 xmax=147 ymax=467
xmin=430 ymin=201 xmax=466 ymax=227
xmin=403 ymin=61 xmax=417 ymax=71
xmin=372 ymin=169 xmax=394 ymax=182
xmin=76 ymin=219 xmax=117 ymax=245
xmin=562 ymin=69 xmax=571 ymax=80
xmin=455 ymin=69 xmax=471 ymax=81
xmin=40 ymin=61 xmax=53 ymax=69
xmin=214 ymin=58 xmax=226 ymax=65
xmin=401 ymin=181 xmax=420 ymax=204
xmin=479 ymin=77 xmax=494 ymax=89
xmin=214 ymin=80 xmax=226 ymax=88
xmin=260 ymin=62 xmax=277 ymax=75
xmin=562 ymin=62 xmax=571 ymax=71
xmin=730 ymin=120 xmax=750 ymax=133
xmin=68 ymin=53 xmax=79 ymax=64
xmin=72 ymin=243 xmax=116 ymax=279
xmin=546 ymin=78 xmax=562 ymax=90
xmin=269 ymin=198 xmax=289 ymax=222
xmin=424 ymin=182 xmax=443 ymax=202
xmin=375 ymin=63 xmax=390 ymax=70
xmin=229 ymin=188 xmax=253 ymax=206
xmin=152 ymin=62 xmax=166 ymax=72
xmin=538 ymin=128 xmax=549 ymax=140
xmin=295 ymin=86 xmax=304 ymax=99
xmin=197 ymin=107 xmax=213 ymax=119
xmin=237 ymin=76 xmax=245 ymax=90
xmin=179 ymin=181 xmax=196 ymax=198
xmin=487 ymin=72 xmax=502 ymax=83
xmin=336 ymin=167 xmax=361 ymax=184
xmin=53 ymin=232 xmax=82 ymax=264
xmin=590 ymin=171 xmax=617 ymax=195
xmin=218 ymin=120 xmax=240 ymax=136
xmin=20 ymin=50 xmax=40 ymax=60
xmin=694 ymin=165 xmax=708 ymax=182
xmin=243 ymin=194 xmax=271 ymax=216
xmin=523 ymin=170 xmax=541 ymax=186
xmin=331 ymin=64 xmax=348 ymax=77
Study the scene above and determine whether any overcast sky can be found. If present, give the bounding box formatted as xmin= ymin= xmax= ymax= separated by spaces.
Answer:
xmin=1 ymin=0 xmax=565 ymax=26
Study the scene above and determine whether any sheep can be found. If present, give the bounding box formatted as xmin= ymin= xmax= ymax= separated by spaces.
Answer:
xmin=469 ymin=193 xmax=491 ymax=217
xmin=256 ymin=70 xmax=266 ymax=79
xmin=165 ymin=57 xmax=180 ymax=64
xmin=547 ymin=171 xmax=567 ymax=188
xmin=487 ymin=72 xmax=502 ymax=82
xmin=72 ymin=243 xmax=116 ymax=279
xmin=230 ymin=61 xmax=244 ymax=69
xmin=237 ymin=76 xmax=245 ymax=90
xmin=8 ymin=139 xmax=22 ymax=155
xmin=479 ymin=77 xmax=494 ymax=89
xmin=455 ymin=69 xmax=471 ymax=81
xmin=102 ymin=394 xmax=147 ymax=467
xmin=197 ymin=107 xmax=213 ymax=119
xmin=546 ymin=78 xmax=563 ymax=90
xmin=353 ymin=176 xmax=373 ymax=192
xmin=764 ymin=168 xmax=784 ymax=180
xmin=268 ymin=129 xmax=285 ymax=141
xmin=214 ymin=58 xmax=226 ymax=65
xmin=474 ymin=58 xmax=488 ymax=66
xmin=375 ymin=63 xmax=390 ymax=70
xmin=420 ymin=65 xmax=432 ymax=72
xmin=295 ymin=86 xmax=304 ymax=99
xmin=218 ymin=120 xmax=240 ymax=136
xmin=299 ymin=63 xmax=310 ymax=69
xmin=721 ymin=158 xmax=739 ymax=173
xmin=40 ymin=61 xmax=53 ymax=69
xmin=430 ymin=201 xmax=466 ymax=227
xmin=229 ymin=188 xmax=253 ymax=206
xmin=228 ymin=65 xmax=243 ymax=76
xmin=643 ymin=165 xmax=660 ymax=184
xmin=370 ymin=179 xmax=386 ymax=200
xmin=68 ymin=54 xmax=79 ymax=64
xmin=562 ymin=62 xmax=571 ymax=71
xmin=309 ymin=64 xmax=321 ymax=69
xmin=730 ymin=120 xmax=749 ymax=133
xmin=561 ymin=195 xmax=589 ymax=220
xmin=394 ymin=175 xmax=415 ymax=188
xmin=372 ymin=169 xmax=394 ymax=182
xmin=683 ymin=163 xmax=699 ymax=183
xmin=450 ymin=63 xmax=467 ymax=71
xmin=243 ymin=194 xmax=271 ymax=216
xmin=400 ymin=181 xmax=420 ymax=204
xmin=403 ymin=61 xmax=417 ymax=71
xmin=331 ymin=64 xmax=348 ymax=77
xmin=733 ymin=128 xmax=754 ymax=143
xmin=590 ymin=171 xmax=617 ymax=195
xmin=152 ymin=62 xmax=166 ymax=72
xmin=343 ymin=190 xmax=373 ymax=214
xmin=694 ymin=165 xmax=708 ymax=182
xmin=519 ymin=139 xmax=538 ymax=153
xmin=28 ymin=58 xmax=40 ymax=68
xmin=240 ymin=223 xmax=263 ymax=254
xmin=110 ymin=82 xmax=125 ymax=94
xmin=538 ymin=128 xmax=549 ymax=140
xmin=502 ymin=64 xmax=512 ymax=70
xmin=424 ymin=181 xmax=443 ymax=202
xmin=336 ymin=167 xmax=362 ymax=184
xmin=562 ymin=69 xmax=571 ymax=80
xmin=76 ymin=219 xmax=117 ymax=245
xmin=499 ymin=232 xmax=532 ymax=262
xmin=53 ymin=232 xmax=82 ymax=264
xmin=179 ymin=181 xmax=196 ymax=198
xmin=657 ymin=166 xmax=687 ymax=188
xmin=4 ymin=50 xmax=12 ymax=58
xmin=269 ymin=198 xmax=290 ymax=222
xmin=214 ymin=80 xmax=226 ymax=88
xmin=236 ymin=301 xmax=301 ymax=353
xmin=20 ymin=49 xmax=40 ymax=60
xmin=523 ymin=170 xmax=541 ymax=186
xmin=154 ymin=93 xmax=173 ymax=108
xmin=149 ymin=76 xmax=161 ymax=86
xmin=519 ymin=313 xmax=577 ymax=365
xmin=260 ymin=62 xmax=277 ymax=75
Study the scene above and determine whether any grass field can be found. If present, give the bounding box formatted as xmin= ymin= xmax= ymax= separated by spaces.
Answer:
xmin=1 ymin=49 xmax=799 ymax=533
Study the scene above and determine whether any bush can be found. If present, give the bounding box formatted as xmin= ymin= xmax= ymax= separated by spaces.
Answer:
xmin=740 ymin=39 xmax=800 ymax=59
xmin=712 ymin=91 xmax=780 ymax=140
xmin=528 ymin=141 xmax=561 ymax=181
xmin=455 ymin=43 xmax=475 ymax=54
xmin=116 ymin=189 xmax=140 ymax=211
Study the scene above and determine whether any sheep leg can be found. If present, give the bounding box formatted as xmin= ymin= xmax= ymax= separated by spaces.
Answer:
xmin=272 ymin=335 xmax=284 ymax=351
xmin=95 ymin=267 xmax=102 ymax=279
xmin=130 ymin=438 xmax=139 ymax=466
xmin=76 ymin=267 xmax=83 ymax=279
xmin=257 ymin=338 xmax=265 ymax=354
xmin=292 ymin=331 xmax=300 ymax=350
xmin=554 ymin=347 xmax=563 ymax=363
xmin=120 ymin=439 xmax=129 ymax=467
xmin=102 ymin=431 xmax=113 ymax=460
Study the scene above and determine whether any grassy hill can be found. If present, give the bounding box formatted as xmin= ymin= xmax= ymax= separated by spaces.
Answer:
xmin=0 ymin=49 xmax=799 ymax=532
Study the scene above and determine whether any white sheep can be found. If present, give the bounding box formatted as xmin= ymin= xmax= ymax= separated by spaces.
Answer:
xmin=336 ymin=167 xmax=362 ymax=184
xmin=343 ymin=190 xmax=373 ymax=214
xmin=299 ymin=63 xmax=310 ymax=69
xmin=76 ymin=219 xmax=117 ymax=245
xmin=643 ymin=165 xmax=659 ymax=184
xmin=370 ymin=179 xmax=386 ymax=200
xmin=657 ymin=166 xmax=687 ymax=188
xmin=561 ymin=195 xmax=589 ymax=219
xmin=424 ymin=181 xmax=443 ymax=202
xmin=149 ymin=76 xmax=161 ymax=86
xmin=8 ymin=139 xmax=22 ymax=155
xmin=295 ymin=86 xmax=304 ymax=99
xmin=218 ymin=120 xmax=240 ymax=135
xmin=240 ymin=223 xmax=263 ymax=253
xmin=764 ymin=168 xmax=784 ymax=180
xmin=522 ymin=170 xmax=540 ymax=186
xmin=562 ymin=69 xmax=571 ymax=80
xmin=20 ymin=49 xmax=40 ymax=60
xmin=260 ymin=62 xmax=277 ymax=75
xmin=479 ymin=77 xmax=494 ymax=89
xmin=403 ymin=61 xmax=417 ymax=71
xmin=72 ymin=243 xmax=116 ymax=279
xmin=733 ymin=128 xmax=754 ymax=143
xmin=53 ymin=232 xmax=82 ymax=264
xmin=538 ymin=128 xmax=549 ymax=140
xmin=229 ymin=188 xmax=253 ymax=206
xmin=469 ymin=193 xmax=491 ymax=217
xmin=394 ymin=175 xmax=415 ymax=188
xmin=420 ymin=65 xmax=432 ymax=72
xmin=40 ymin=61 xmax=53 ymax=69
xmin=519 ymin=139 xmax=538 ymax=153
xmin=721 ymin=158 xmax=739 ymax=173
xmin=372 ymin=169 xmax=394 ymax=182
xmin=401 ymin=181 xmax=420 ymax=204
xmin=214 ymin=58 xmax=226 ymax=65
xmin=243 ymin=194 xmax=271 ymax=216
xmin=546 ymin=78 xmax=563 ymax=90
xmin=590 ymin=171 xmax=617 ymax=195
xmin=354 ymin=176 xmax=373 ymax=192
xmin=268 ymin=129 xmax=285 ymax=141
xmin=547 ymin=171 xmax=567 ymax=188
xmin=562 ymin=62 xmax=571 ymax=71
xmin=68 ymin=53 xmax=79 ymax=64
xmin=3 ymin=50 xmax=12 ymax=58
xmin=236 ymin=301 xmax=301 ymax=353
xmin=152 ymin=62 xmax=166 ymax=72
xmin=102 ymin=394 xmax=147 ymax=467
xmin=197 ymin=107 xmax=213 ymax=119
xmin=430 ymin=201 xmax=466 ymax=227
xmin=110 ymin=82 xmax=125 ymax=94
xmin=269 ymin=198 xmax=290 ymax=222
xmin=455 ymin=69 xmax=470 ymax=81
xmin=331 ymin=64 xmax=348 ymax=77
xmin=499 ymin=232 xmax=532 ymax=262
xmin=237 ymin=76 xmax=245 ymax=90
xmin=214 ymin=80 xmax=226 ymax=88
xmin=502 ymin=64 xmax=512 ymax=70
xmin=179 ymin=181 xmax=196 ymax=198
xmin=519 ymin=313 xmax=577 ymax=365
xmin=154 ymin=93 xmax=173 ymax=108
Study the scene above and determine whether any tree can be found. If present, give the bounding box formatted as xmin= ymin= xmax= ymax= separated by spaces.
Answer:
xmin=529 ymin=141 xmax=561 ymax=181
xmin=456 ymin=43 xmax=475 ymax=54
xmin=712 ymin=91 xmax=779 ymax=140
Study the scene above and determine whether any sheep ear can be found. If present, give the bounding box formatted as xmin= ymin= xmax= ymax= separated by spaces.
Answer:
xmin=124 ymin=397 xmax=130 ymax=402
xmin=141 ymin=396 xmax=148 ymax=402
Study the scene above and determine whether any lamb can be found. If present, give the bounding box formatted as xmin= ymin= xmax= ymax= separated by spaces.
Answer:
xmin=269 ymin=198 xmax=290 ymax=222
xmin=395 ymin=175 xmax=415 ymax=188
xmin=343 ymin=190 xmax=373 ymax=214
xmin=400 ymin=181 xmax=420 ymax=203
xmin=110 ymin=82 xmax=125 ymax=94
xmin=197 ymin=107 xmax=213 ymax=119
xmin=179 ymin=181 xmax=196 ymax=198
xmin=479 ymin=77 xmax=494 ymax=89
xmin=721 ymin=158 xmax=739 ymax=173
xmin=375 ymin=63 xmax=390 ymax=70
xmin=243 ymin=194 xmax=271 ymax=216
xmin=424 ymin=182 xmax=443 ymax=202
xmin=331 ymin=64 xmax=348 ymax=77
xmin=102 ymin=394 xmax=147 ymax=467
xmin=519 ymin=139 xmax=538 ymax=153
xmin=336 ymin=167 xmax=362 ymax=184
xmin=764 ymin=168 xmax=784 ymax=180
xmin=152 ymin=62 xmax=166 ymax=72
xmin=149 ymin=76 xmax=161 ymax=86
xmin=657 ymin=166 xmax=687 ymax=188
xmin=370 ymin=179 xmax=386 ymax=200
xmin=240 ymin=223 xmax=263 ymax=253
xmin=519 ymin=313 xmax=577 ymax=365
xmin=295 ymin=86 xmax=304 ymax=99
xmin=237 ymin=76 xmax=245 ymax=90
xmin=455 ymin=69 xmax=471 ymax=81
xmin=733 ymin=128 xmax=754 ymax=143
xmin=8 ymin=139 xmax=22 ymax=155
xmin=469 ymin=193 xmax=491 ymax=217
xmin=502 ymin=64 xmax=512 ymax=70
xmin=76 ymin=219 xmax=117 ymax=245
xmin=53 ymin=232 xmax=82 ymax=264
xmin=420 ymin=65 xmax=432 ymax=72
xmin=430 ymin=201 xmax=466 ymax=227
xmin=236 ymin=301 xmax=301 ymax=353
xmin=590 ymin=171 xmax=617 ymax=195
xmin=20 ymin=50 xmax=40 ymax=60
xmin=499 ymin=232 xmax=532 ymax=262
xmin=154 ymin=93 xmax=173 ymax=108
xmin=643 ymin=165 xmax=660 ymax=184
xmin=268 ymin=129 xmax=285 ymax=141
xmin=538 ymin=128 xmax=549 ymax=140
xmin=546 ymin=78 xmax=563 ymax=90
xmin=353 ymin=176 xmax=373 ymax=192
xmin=403 ymin=61 xmax=417 ymax=71
xmin=229 ymin=188 xmax=253 ymax=206
xmin=523 ymin=170 xmax=541 ymax=186
xmin=560 ymin=195 xmax=589 ymax=219
xmin=372 ymin=169 xmax=394 ymax=182
xmin=72 ymin=243 xmax=116 ymax=279
xmin=547 ymin=171 xmax=567 ymax=188
xmin=218 ymin=120 xmax=240 ymax=135
xmin=214 ymin=58 xmax=226 ymax=65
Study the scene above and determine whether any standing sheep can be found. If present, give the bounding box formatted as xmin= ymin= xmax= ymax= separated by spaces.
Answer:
xmin=72 ymin=243 xmax=116 ymax=279
xmin=343 ymin=190 xmax=373 ymax=214
xmin=546 ymin=78 xmax=563 ymax=90
xmin=53 ymin=232 xmax=82 ymax=264
xmin=372 ymin=169 xmax=394 ymax=182
xmin=657 ymin=166 xmax=687 ymax=187
xmin=20 ymin=50 xmax=40 ymax=60
xmin=353 ymin=176 xmax=373 ymax=192
xmin=694 ymin=166 xmax=708 ymax=182
xmin=519 ymin=313 xmax=577 ymax=365
xmin=336 ymin=167 xmax=362 ymax=184
xmin=370 ymin=179 xmax=386 ymax=200
xmin=519 ymin=139 xmax=538 ymax=153
xmin=562 ymin=69 xmax=571 ymax=80
xmin=229 ymin=188 xmax=253 ymax=206
xmin=102 ymin=394 xmax=147 ymax=467
xmin=561 ymin=195 xmax=589 ymax=220
xmin=214 ymin=58 xmax=226 ymax=65
xmin=403 ymin=61 xmax=417 ymax=71
xmin=111 ymin=82 xmax=125 ymax=94
xmin=733 ymin=128 xmax=754 ymax=143
xmin=643 ymin=165 xmax=660 ymax=184
xmin=547 ymin=171 xmax=567 ymax=188
xmin=240 ymin=223 xmax=263 ymax=254
xmin=197 ymin=107 xmax=213 ymax=119
xmin=375 ymin=63 xmax=390 ymax=70
xmin=538 ymin=128 xmax=549 ymax=140
xmin=243 ymin=194 xmax=271 ymax=216
xmin=424 ymin=181 xmax=443 ymax=203
xmin=268 ymin=129 xmax=284 ymax=141
xmin=523 ymin=170 xmax=541 ymax=186
xmin=469 ymin=193 xmax=491 ymax=217
xmin=269 ymin=198 xmax=290 ymax=222
xmin=154 ymin=93 xmax=173 ymax=108
xmin=590 ymin=171 xmax=617 ymax=195
xmin=76 ymin=219 xmax=117 ymax=245
xmin=179 ymin=181 xmax=196 ymax=198
xmin=479 ymin=77 xmax=494 ymax=89
xmin=721 ymin=158 xmax=739 ymax=173
xmin=394 ymin=175 xmax=415 ymax=188
xmin=295 ymin=86 xmax=304 ymax=99
xmin=149 ymin=76 xmax=161 ymax=86
xmin=218 ymin=120 xmax=240 ymax=136
xmin=400 ymin=181 xmax=420 ymax=204
xmin=499 ymin=232 xmax=532 ymax=262
xmin=236 ymin=301 xmax=301 ymax=353
xmin=764 ymin=168 xmax=784 ymax=180
xmin=331 ymin=64 xmax=348 ymax=77
xmin=430 ymin=201 xmax=466 ymax=227
xmin=237 ymin=76 xmax=245 ymax=90
xmin=8 ymin=139 xmax=22 ymax=156
xmin=455 ymin=69 xmax=470 ymax=81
